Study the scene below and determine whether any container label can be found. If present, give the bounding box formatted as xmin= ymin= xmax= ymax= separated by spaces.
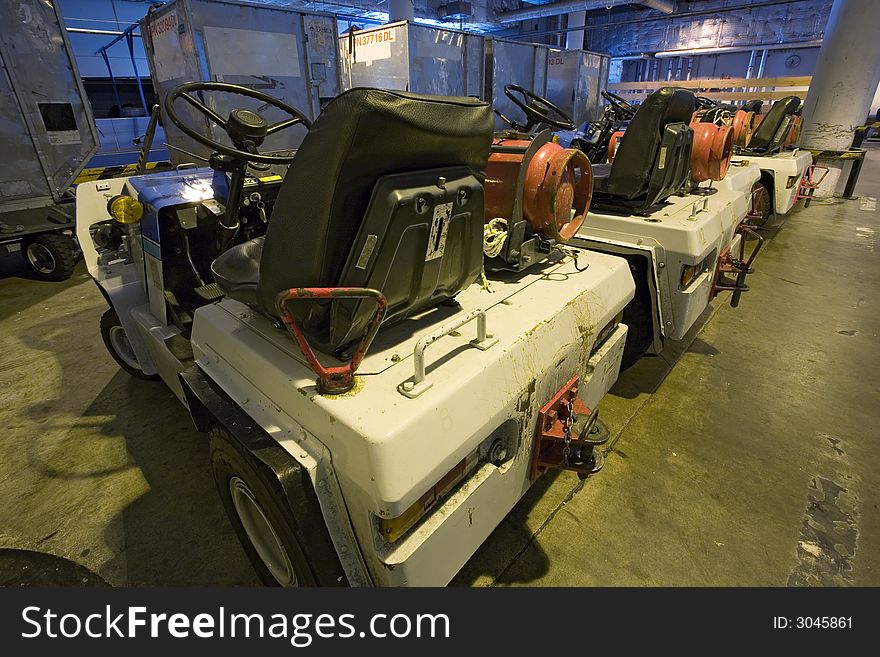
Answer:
xmin=353 ymin=29 xmax=396 ymax=64
xmin=149 ymin=11 xmax=186 ymax=82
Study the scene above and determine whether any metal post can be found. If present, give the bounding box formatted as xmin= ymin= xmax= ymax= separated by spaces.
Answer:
xmin=566 ymin=10 xmax=586 ymax=50
xmin=136 ymin=104 xmax=160 ymax=174
xmin=100 ymin=49 xmax=123 ymax=113
xmin=125 ymin=32 xmax=149 ymax=117
xmin=388 ymin=0 xmax=414 ymax=22
xmin=800 ymin=0 xmax=880 ymax=151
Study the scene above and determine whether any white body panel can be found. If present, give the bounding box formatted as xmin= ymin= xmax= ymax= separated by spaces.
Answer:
xmin=191 ymin=250 xmax=634 ymax=585
xmin=730 ymin=149 xmax=812 ymax=215
xmin=577 ymin=184 xmax=750 ymax=342
xmin=75 ymin=178 xmax=158 ymax=375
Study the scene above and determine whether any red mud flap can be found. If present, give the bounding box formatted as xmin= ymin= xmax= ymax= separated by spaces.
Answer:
xmin=530 ymin=375 xmax=610 ymax=481
xmin=795 ymin=164 xmax=830 ymax=208
xmin=712 ymin=223 xmax=764 ymax=308
xmin=275 ymin=287 xmax=387 ymax=395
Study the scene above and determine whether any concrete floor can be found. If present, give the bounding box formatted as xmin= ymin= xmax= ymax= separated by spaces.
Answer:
xmin=2 ymin=144 xmax=878 ymax=587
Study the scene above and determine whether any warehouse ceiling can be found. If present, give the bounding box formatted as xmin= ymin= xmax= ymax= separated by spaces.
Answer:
xmin=229 ymin=0 xmax=830 ymax=43
xmin=244 ymin=0 xmax=678 ymax=33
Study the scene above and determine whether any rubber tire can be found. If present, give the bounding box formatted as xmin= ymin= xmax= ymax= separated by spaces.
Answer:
xmin=620 ymin=299 xmax=653 ymax=370
xmin=210 ymin=427 xmax=320 ymax=587
xmin=619 ymin=255 xmax=655 ymax=370
xmin=99 ymin=308 xmax=158 ymax=380
xmin=22 ymin=233 xmax=79 ymax=281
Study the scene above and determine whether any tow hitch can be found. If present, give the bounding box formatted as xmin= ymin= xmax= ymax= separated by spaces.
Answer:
xmin=795 ymin=164 xmax=830 ymax=208
xmin=530 ymin=375 xmax=609 ymax=481
xmin=711 ymin=223 xmax=764 ymax=308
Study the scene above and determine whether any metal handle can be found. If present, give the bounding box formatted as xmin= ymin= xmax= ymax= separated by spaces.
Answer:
xmin=398 ymin=309 xmax=498 ymax=399
xmin=276 ymin=287 xmax=387 ymax=395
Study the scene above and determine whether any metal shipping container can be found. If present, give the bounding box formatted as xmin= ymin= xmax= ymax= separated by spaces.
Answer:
xmin=0 ymin=0 xmax=98 ymax=214
xmin=487 ymin=37 xmax=610 ymax=129
xmin=546 ymin=48 xmax=611 ymax=126
xmin=339 ymin=21 xmax=485 ymax=98
xmin=142 ymin=0 xmax=340 ymax=164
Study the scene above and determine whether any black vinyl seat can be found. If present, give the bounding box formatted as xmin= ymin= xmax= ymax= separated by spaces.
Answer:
xmin=736 ymin=96 xmax=801 ymax=155
xmin=211 ymin=236 xmax=263 ymax=305
xmin=590 ymin=87 xmax=695 ymax=215
xmin=741 ymin=99 xmax=763 ymax=114
xmin=211 ymin=87 xmax=493 ymax=354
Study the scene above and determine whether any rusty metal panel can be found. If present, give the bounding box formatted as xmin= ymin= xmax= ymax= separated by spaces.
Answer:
xmin=143 ymin=0 xmax=340 ymax=164
xmin=0 ymin=0 xmax=98 ymax=210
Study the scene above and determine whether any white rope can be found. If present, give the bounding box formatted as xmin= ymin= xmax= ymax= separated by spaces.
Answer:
xmin=483 ymin=217 xmax=509 ymax=259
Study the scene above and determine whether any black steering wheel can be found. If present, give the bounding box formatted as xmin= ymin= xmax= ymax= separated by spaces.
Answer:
xmin=694 ymin=95 xmax=716 ymax=110
xmin=501 ymin=84 xmax=575 ymax=131
xmin=601 ymin=90 xmax=637 ymax=118
xmin=164 ymin=81 xmax=312 ymax=165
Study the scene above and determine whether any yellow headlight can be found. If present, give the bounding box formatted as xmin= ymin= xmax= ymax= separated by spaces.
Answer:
xmin=107 ymin=195 xmax=144 ymax=224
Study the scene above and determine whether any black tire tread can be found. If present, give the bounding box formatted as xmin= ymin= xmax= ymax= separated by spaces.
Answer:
xmin=24 ymin=233 xmax=79 ymax=281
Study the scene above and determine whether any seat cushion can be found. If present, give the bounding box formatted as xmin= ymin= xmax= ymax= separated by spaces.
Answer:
xmin=211 ymin=236 xmax=263 ymax=307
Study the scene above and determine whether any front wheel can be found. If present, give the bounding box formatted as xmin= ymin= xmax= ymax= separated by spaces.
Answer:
xmin=100 ymin=308 xmax=157 ymax=379
xmin=22 ymin=233 xmax=79 ymax=281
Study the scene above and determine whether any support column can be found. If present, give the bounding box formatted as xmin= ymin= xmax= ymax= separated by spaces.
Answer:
xmin=800 ymin=0 xmax=880 ymax=151
xmin=389 ymin=0 xmax=414 ymax=22
xmin=566 ymin=11 xmax=585 ymax=51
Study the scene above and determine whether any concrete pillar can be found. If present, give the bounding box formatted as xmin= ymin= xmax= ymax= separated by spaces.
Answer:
xmin=566 ymin=11 xmax=585 ymax=51
xmin=800 ymin=0 xmax=880 ymax=151
xmin=389 ymin=0 xmax=414 ymax=22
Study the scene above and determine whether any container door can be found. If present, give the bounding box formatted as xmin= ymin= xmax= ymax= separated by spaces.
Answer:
xmin=408 ymin=25 xmax=468 ymax=96
xmin=339 ymin=22 xmax=410 ymax=92
xmin=190 ymin=0 xmax=314 ymax=157
xmin=489 ymin=40 xmax=544 ymax=130
xmin=0 ymin=0 xmax=98 ymax=209
xmin=302 ymin=14 xmax=340 ymax=113
xmin=142 ymin=0 xmax=206 ymax=165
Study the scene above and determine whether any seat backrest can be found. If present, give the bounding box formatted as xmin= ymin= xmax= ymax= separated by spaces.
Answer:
xmin=741 ymin=99 xmax=763 ymax=114
xmin=257 ymin=88 xmax=493 ymax=347
xmin=606 ymin=87 xmax=695 ymax=200
xmin=329 ymin=167 xmax=484 ymax=349
xmin=641 ymin=123 xmax=693 ymax=209
xmin=749 ymin=96 xmax=801 ymax=151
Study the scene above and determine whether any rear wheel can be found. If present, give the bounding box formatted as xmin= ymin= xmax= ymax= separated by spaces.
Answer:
xmin=100 ymin=308 xmax=157 ymax=379
xmin=210 ymin=427 xmax=319 ymax=587
xmin=22 ymin=233 xmax=79 ymax=281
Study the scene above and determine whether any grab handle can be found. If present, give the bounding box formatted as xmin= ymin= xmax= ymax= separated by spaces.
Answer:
xmin=398 ymin=309 xmax=498 ymax=399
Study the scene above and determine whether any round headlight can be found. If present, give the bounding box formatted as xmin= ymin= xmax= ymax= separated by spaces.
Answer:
xmin=107 ymin=195 xmax=144 ymax=224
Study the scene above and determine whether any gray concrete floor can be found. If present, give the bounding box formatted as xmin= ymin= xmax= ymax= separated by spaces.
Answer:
xmin=2 ymin=144 xmax=878 ymax=587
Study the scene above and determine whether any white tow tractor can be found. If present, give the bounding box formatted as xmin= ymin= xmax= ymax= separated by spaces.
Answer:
xmin=490 ymin=86 xmax=762 ymax=366
xmin=728 ymin=96 xmax=813 ymax=224
xmin=77 ymin=83 xmax=634 ymax=586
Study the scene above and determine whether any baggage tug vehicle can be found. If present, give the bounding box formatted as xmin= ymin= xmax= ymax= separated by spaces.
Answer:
xmin=493 ymin=86 xmax=762 ymax=366
xmin=77 ymin=83 xmax=634 ymax=586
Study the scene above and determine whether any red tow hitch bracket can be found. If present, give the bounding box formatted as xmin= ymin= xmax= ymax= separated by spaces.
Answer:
xmin=795 ymin=164 xmax=830 ymax=208
xmin=275 ymin=287 xmax=387 ymax=395
xmin=712 ymin=223 xmax=764 ymax=308
xmin=530 ymin=375 xmax=608 ymax=481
